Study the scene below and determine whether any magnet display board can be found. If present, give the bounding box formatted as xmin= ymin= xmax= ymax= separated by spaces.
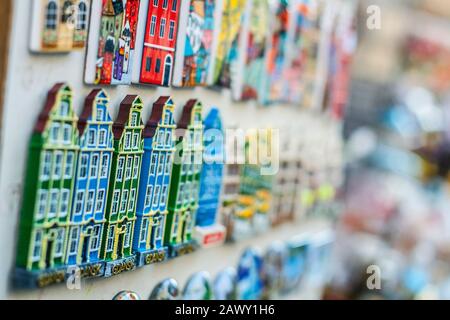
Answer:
xmin=0 ymin=0 xmax=341 ymax=299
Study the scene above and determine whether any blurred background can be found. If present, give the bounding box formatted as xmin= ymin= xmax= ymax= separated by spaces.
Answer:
xmin=326 ymin=0 xmax=450 ymax=300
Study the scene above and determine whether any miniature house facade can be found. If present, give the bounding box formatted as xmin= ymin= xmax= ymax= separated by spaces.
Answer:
xmin=66 ymin=89 xmax=114 ymax=270
xmin=15 ymin=83 xmax=79 ymax=286
xmin=134 ymin=96 xmax=176 ymax=266
xmin=102 ymin=95 xmax=144 ymax=276
xmin=31 ymin=0 xmax=90 ymax=52
xmin=195 ymin=108 xmax=224 ymax=227
xmin=139 ymin=0 xmax=181 ymax=86
xmin=164 ymin=99 xmax=203 ymax=256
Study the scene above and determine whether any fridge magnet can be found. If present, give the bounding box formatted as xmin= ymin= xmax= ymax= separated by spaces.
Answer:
xmin=102 ymin=95 xmax=144 ymax=277
xmin=30 ymin=0 xmax=91 ymax=53
xmin=164 ymin=99 xmax=203 ymax=258
xmin=84 ymin=0 xmax=141 ymax=85
xmin=172 ymin=0 xmax=223 ymax=87
xmin=65 ymin=89 xmax=114 ymax=279
xmin=134 ymin=96 xmax=176 ymax=267
xmin=264 ymin=0 xmax=290 ymax=104
xmin=207 ymin=0 xmax=248 ymax=88
xmin=182 ymin=271 xmax=213 ymax=300
xmin=262 ymin=241 xmax=288 ymax=299
xmin=236 ymin=0 xmax=270 ymax=103
xmin=236 ymin=247 xmax=264 ymax=300
xmin=14 ymin=83 xmax=79 ymax=288
xmin=282 ymin=0 xmax=312 ymax=104
xmin=113 ymin=290 xmax=141 ymax=300
xmin=193 ymin=108 xmax=226 ymax=248
xmin=132 ymin=0 xmax=181 ymax=86
xmin=149 ymin=278 xmax=180 ymax=300
xmin=213 ymin=267 xmax=237 ymax=300
xmin=282 ymin=235 xmax=309 ymax=293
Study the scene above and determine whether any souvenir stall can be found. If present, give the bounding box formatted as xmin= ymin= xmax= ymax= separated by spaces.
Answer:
xmin=0 ymin=0 xmax=355 ymax=300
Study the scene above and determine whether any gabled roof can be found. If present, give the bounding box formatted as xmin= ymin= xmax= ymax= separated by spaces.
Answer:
xmin=34 ymin=83 xmax=71 ymax=134
xmin=144 ymin=96 xmax=173 ymax=139
xmin=78 ymin=89 xmax=109 ymax=135
xmin=112 ymin=95 xmax=142 ymax=139
xmin=177 ymin=99 xmax=201 ymax=138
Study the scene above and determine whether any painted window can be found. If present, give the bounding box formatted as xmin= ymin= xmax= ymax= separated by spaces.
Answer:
xmin=158 ymin=130 xmax=164 ymax=145
xmin=48 ymin=189 xmax=59 ymax=218
xmin=69 ymin=227 xmax=80 ymax=255
xmin=150 ymin=15 xmax=157 ymax=36
xmin=77 ymin=1 xmax=87 ymax=30
xmin=45 ymin=1 xmax=58 ymax=30
xmin=54 ymin=229 xmax=65 ymax=257
xmin=168 ymin=20 xmax=175 ymax=40
xmin=150 ymin=154 xmax=157 ymax=175
xmin=60 ymin=101 xmax=69 ymax=116
xmin=100 ymin=154 xmax=109 ymax=178
xmin=53 ymin=151 xmax=63 ymax=179
xmin=90 ymin=154 xmax=99 ymax=178
xmin=124 ymin=222 xmax=132 ymax=248
xmin=60 ymin=189 xmax=70 ymax=217
xmin=160 ymin=185 xmax=168 ymax=205
xmin=131 ymin=112 xmax=138 ymax=127
xmin=133 ymin=132 xmax=139 ymax=149
xmin=41 ymin=151 xmax=52 ymax=180
xmin=36 ymin=190 xmax=48 ymax=220
xmin=91 ymin=225 xmax=101 ymax=250
xmin=96 ymin=189 xmax=105 ymax=212
xmin=172 ymin=213 xmax=179 ymax=237
xmin=153 ymin=185 xmax=160 ymax=207
xmin=129 ymin=189 xmax=136 ymax=211
xmin=88 ymin=128 xmax=96 ymax=146
xmin=165 ymin=131 xmax=171 ymax=146
xmin=99 ymin=128 xmax=107 ymax=146
xmin=106 ymin=226 xmax=115 ymax=252
xmin=112 ymin=190 xmax=120 ymax=214
xmin=194 ymin=113 xmax=201 ymax=124
xmin=184 ymin=181 xmax=191 ymax=202
xmin=176 ymin=183 xmax=184 ymax=204
xmin=146 ymin=57 xmax=152 ymax=72
xmin=61 ymin=0 xmax=73 ymax=23
xmin=120 ymin=190 xmax=129 ymax=213
xmin=50 ymin=122 xmax=60 ymax=143
xmin=145 ymin=185 xmax=153 ymax=207
xmin=80 ymin=153 xmax=89 ymax=178
xmin=124 ymin=132 xmax=132 ymax=149
xmin=171 ymin=0 xmax=178 ymax=11
xmin=140 ymin=218 xmax=149 ymax=243
xmin=133 ymin=156 xmax=140 ymax=178
xmin=156 ymin=221 xmax=163 ymax=241
xmin=63 ymin=123 xmax=71 ymax=144
xmin=164 ymin=109 xmax=171 ymax=125
xmin=155 ymin=58 xmax=161 ymax=73
xmin=117 ymin=156 xmax=125 ymax=181
xmin=125 ymin=156 xmax=132 ymax=179
xmin=86 ymin=190 xmax=95 ymax=214
xmin=32 ymin=230 xmax=43 ymax=262
xmin=157 ymin=153 xmax=164 ymax=175
xmin=74 ymin=190 xmax=84 ymax=215
xmin=96 ymin=107 xmax=104 ymax=121
xmin=165 ymin=153 xmax=172 ymax=174
xmin=64 ymin=151 xmax=74 ymax=178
